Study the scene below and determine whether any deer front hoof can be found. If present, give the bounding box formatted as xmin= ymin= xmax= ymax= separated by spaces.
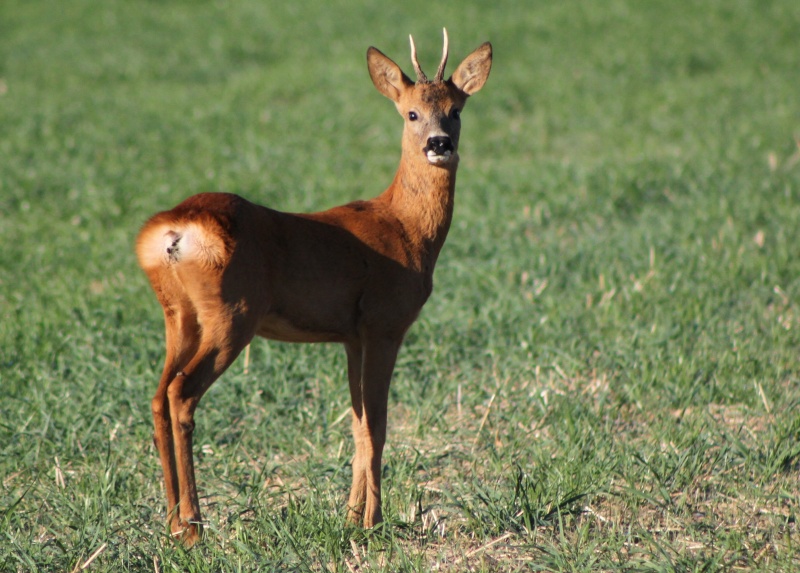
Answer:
xmin=172 ymin=521 xmax=202 ymax=548
xmin=362 ymin=508 xmax=383 ymax=529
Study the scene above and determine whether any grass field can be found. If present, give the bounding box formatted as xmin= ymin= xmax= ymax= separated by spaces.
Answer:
xmin=2 ymin=0 xmax=800 ymax=571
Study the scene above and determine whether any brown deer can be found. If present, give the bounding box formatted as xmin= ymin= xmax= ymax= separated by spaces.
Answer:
xmin=135 ymin=29 xmax=491 ymax=546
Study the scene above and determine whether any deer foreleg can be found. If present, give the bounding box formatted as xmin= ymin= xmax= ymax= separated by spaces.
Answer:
xmin=346 ymin=337 xmax=399 ymax=528
xmin=345 ymin=341 xmax=366 ymax=522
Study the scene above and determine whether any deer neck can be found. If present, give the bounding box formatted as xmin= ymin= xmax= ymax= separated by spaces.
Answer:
xmin=382 ymin=153 xmax=458 ymax=268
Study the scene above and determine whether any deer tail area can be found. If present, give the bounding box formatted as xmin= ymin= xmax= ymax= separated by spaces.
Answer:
xmin=135 ymin=214 xmax=229 ymax=274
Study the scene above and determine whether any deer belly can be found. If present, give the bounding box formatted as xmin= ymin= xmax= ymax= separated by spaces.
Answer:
xmin=255 ymin=313 xmax=346 ymax=343
xmin=255 ymin=288 xmax=358 ymax=343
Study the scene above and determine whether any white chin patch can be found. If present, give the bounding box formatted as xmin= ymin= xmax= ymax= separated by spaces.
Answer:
xmin=426 ymin=150 xmax=453 ymax=164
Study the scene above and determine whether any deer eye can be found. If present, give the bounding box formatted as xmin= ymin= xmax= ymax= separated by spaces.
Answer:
xmin=451 ymin=108 xmax=461 ymax=120
xmin=408 ymin=111 xmax=418 ymax=121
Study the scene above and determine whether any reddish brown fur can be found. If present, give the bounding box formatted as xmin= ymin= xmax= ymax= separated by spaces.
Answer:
xmin=136 ymin=32 xmax=491 ymax=546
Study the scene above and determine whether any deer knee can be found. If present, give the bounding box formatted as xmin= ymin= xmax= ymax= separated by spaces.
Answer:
xmin=166 ymin=378 xmax=196 ymax=435
xmin=151 ymin=393 xmax=169 ymax=421
xmin=171 ymin=405 xmax=195 ymax=436
xmin=169 ymin=406 xmax=195 ymax=435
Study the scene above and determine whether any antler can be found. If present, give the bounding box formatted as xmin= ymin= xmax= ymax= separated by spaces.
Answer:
xmin=434 ymin=28 xmax=449 ymax=82
xmin=410 ymin=29 xmax=450 ymax=83
xmin=409 ymin=34 xmax=428 ymax=83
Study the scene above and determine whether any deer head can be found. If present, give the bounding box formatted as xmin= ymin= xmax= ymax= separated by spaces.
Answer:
xmin=366 ymin=29 xmax=492 ymax=168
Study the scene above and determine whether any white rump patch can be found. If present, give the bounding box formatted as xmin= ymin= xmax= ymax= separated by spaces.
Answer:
xmin=136 ymin=221 xmax=225 ymax=270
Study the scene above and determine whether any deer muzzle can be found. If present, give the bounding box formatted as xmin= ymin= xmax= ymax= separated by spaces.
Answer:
xmin=424 ymin=135 xmax=455 ymax=164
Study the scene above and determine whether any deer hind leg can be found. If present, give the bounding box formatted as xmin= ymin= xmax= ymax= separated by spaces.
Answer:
xmin=149 ymin=273 xmax=201 ymax=538
xmin=151 ymin=272 xmax=255 ymax=546
xmin=166 ymin=302 xmax=255 ymax=546
xmin=345 ymin=337 xmax=400 ymax=528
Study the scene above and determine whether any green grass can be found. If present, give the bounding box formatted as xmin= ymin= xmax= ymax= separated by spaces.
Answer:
xmin=2 ymin=0 xmax=800 ymax=570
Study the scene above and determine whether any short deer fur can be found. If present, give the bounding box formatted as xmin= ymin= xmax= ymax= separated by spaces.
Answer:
xmin=136 ymin=30 xmax=491 ymax=546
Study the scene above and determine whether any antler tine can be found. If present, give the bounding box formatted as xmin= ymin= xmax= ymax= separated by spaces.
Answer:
xmin=434 ymin=28 xmax=449 ymax=82
xmin=409 ymin=34 xmax=428 ymax=83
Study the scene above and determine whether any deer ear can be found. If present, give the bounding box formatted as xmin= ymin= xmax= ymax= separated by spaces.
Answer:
xmin=367 ymin=47 xmax=414 ymax=103
xmin=451 ymin=42 xmax=492 ymax=96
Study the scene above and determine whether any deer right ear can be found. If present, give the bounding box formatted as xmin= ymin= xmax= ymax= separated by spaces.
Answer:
xmin=367 ymin=47 xmax=413 ymax=103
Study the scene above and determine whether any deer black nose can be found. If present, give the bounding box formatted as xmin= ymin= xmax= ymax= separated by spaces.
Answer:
xmin=424 ymin=136 xmax=454 ymax=155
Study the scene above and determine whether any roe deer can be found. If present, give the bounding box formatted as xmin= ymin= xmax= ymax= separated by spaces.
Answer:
xmin=136 ymin=29 xmax=491 ymax=546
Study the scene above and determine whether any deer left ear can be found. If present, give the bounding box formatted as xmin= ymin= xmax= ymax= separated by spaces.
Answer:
xmin=367 ymin=47 xmax=414 ymax=103
xmin=451 ymin=42 xmax=492 ymax=96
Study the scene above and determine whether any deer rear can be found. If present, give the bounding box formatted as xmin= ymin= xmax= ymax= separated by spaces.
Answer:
xmin=136 ymin=29 xmax=491 ymax=546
